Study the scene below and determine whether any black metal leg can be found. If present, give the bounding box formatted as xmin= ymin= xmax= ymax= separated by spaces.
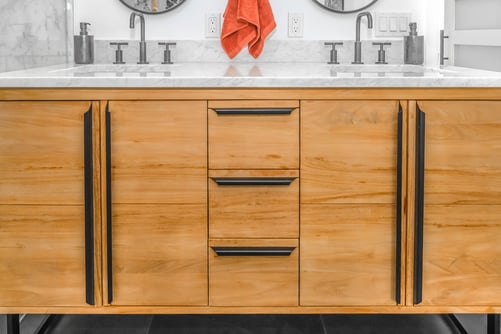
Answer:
xmin=447 ymin=314 xmax=469 ymax=334
xmin=488 ymin=315 xmax=500 ymax=334
xmin=7 ymin=314 xmax=20 ymax=334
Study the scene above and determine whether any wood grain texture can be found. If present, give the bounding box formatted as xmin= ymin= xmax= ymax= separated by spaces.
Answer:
xmin=0 ymin=101 xmax=91 ymax=204
xmin=0 ymin=205 xmax=89 ymax=307
xmin=3 ymin=88 xmax=501 ymax=102
xmin=109 ymin=100 xmax=207 ymax=204
xmin=209 ymin=239 xmax=298 ymax=307
xmin=419 ymin=101 xmax=501 ymax=205
xmin=300 ymin=204 xmax=396 ymax=306
xmin=208 ymin=100 xmax=299 ymax=169
xmin=111 ymin=204 xmax=207 ymax=306
xmin=209 ymin=170 xmax=299 ymax=238
xmin=301 ymin=100 xmax=400 ymax=204
xmin=420 ymin=205 xmax=501 ymax=306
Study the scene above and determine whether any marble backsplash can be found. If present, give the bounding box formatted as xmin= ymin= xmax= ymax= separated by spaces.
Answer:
xmin=0 ymin=0 xmax=70 ymax=72
xmin=93 ymin=39 xmax=405 ymax=65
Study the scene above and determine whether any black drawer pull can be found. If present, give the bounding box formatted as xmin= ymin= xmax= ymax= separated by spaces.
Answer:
xmin=211 ymin=177 xmax=296 ymax=186
xmin=211 ymin=246 xmax=296 ymax=256
xmin=212 ymin=108 xmax=294 ymax=115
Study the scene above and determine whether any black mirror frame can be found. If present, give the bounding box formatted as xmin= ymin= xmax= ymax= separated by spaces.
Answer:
xmin=313 ymin=0 xmax=378 ymax=14
xmin=118 ymin=0 xmax=187 ymax=15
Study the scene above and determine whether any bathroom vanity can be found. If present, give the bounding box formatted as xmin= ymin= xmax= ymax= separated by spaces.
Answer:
xmin=1 ymin=63 xmax=501 ymax=319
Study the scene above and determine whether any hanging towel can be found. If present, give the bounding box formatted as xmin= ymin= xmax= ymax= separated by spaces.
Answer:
xmin=221 ymin=0 xmax=276 ymax=59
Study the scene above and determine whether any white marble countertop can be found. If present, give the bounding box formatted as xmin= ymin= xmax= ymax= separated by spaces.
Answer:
xmin=0 ymin=63 xmax=501 ymax=88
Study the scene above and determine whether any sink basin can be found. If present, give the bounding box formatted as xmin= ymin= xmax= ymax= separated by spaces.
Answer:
xmin=49 ymin=64 xmax=180 ymax=77
xmin=324 ymin=64 xmax=447 ymax=77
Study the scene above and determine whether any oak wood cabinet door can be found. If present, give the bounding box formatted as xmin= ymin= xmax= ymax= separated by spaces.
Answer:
xmin=0 ymin=101 xmax=97 ymax=308
xmin=105 ymin=101 xmax=208 ymax=306
xmin=300 ymin=100 xmax=404 ymax=306
xmin=412 ymin=101 xmax=501 ymax=307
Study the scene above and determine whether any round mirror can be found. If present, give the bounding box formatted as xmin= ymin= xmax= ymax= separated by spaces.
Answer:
xmin=119 ymin=0 xmax=186 ymax=14
xmin=313 ymin=0 xmax=378 ymax=13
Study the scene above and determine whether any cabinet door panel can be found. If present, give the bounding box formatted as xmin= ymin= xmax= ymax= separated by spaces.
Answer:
xmin=0 ymin=205 xmax=88 ymax=306
xmin=109 ymin=101 xmax=207 ymax=204
xmin=301 ymin=204 xmax=396 ymax=306
xmin=0 ymin=101 xmax=93 ymax=308
xmin=0 ymin=101 xmax=89 ymax=204
xmin=417 ymin=100 xmax=501 ymax=306
xmin=112 ymin=204 xmax=207 ymax=306
xmin=420 ymin=101 xmax=501 ymax=205
xmin=421 ymin=205 xmax=501 ymax=306
xmin=301 ymin=100 xmax=399 ymax=204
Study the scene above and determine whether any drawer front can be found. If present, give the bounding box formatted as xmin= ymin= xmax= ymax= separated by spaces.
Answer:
xmin=209 ymin=239 xmax=298 ymax=307
xmin=209 ymin=170 xmax=299 ymax=238
xmin=208 ymin=100 xmax=299 ymax=169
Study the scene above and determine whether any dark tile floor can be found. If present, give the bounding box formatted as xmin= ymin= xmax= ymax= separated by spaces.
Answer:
xmin=2 ymin=313 xmax=490 ymax=334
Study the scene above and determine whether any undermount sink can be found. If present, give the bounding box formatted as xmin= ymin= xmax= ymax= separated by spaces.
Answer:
xmin=49 ymin=64 xmax=180 ymax=76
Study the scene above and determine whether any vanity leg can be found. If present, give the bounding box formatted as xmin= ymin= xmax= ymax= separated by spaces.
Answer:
xmin=6 ymin=314 xmax=20 ymax=334
xmin=488 ymin=314 xmax=500 ymax=334
xmin=447 ymin=314 xmax=469 ymax=334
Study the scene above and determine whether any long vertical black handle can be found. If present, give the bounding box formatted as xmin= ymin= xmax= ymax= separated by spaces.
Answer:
xmin=84 ymin=105 xmax=95 ymax=306
xmin=105 ymin=104 xmax=113 ymax=304
xmin=414 ymin=104 xmax=426 ymax=305
xmin=395 ymin=104 xmax=403 ymax=304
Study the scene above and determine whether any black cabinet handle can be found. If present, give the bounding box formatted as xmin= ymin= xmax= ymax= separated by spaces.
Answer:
xmin=212 ymin=108 xmax=294 ymax=115
xmin=211 ymin=246 xmax=296 ymax=256
xmin=83 ymin=105 xmax=94 ymax=306
xmin=395 ymin=104 xmax=403 ymax=304
xmin=105 ymin=104 xmax=113 ymax=304
xmin=211 ymin=177 xmax=296 ymax=186
xmin=414 ymin=104 xmax=426 ymax=305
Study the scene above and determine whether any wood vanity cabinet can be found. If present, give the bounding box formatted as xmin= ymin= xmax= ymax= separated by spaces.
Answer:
xmin=2 ymin=88 xmax=501 ymax=316
xmin=0 ymin=101 xmax=98 ymax=307
xmin=300 ymin=100 xmax=404 ymax=306
xmin=411 ymin=101 xmax=501 ymax=307
xmin=105 ymin=100 xmax=208 ymax=306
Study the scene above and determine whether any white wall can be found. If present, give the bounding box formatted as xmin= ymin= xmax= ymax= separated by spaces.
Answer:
xmin=74 ymin=0 xmax=428 ymax=41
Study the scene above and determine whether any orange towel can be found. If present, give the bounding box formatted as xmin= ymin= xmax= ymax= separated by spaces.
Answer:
xmin=221 ymin=0 xmax=276 ymax=59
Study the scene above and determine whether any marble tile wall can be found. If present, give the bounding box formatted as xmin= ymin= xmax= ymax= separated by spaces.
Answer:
xmin=0 ymin=0 xmax=71 ymax=73
xmin=95 ymin=39 xmax=405 ymax=65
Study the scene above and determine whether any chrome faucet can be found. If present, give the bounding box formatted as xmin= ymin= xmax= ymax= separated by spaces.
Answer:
xmin=353 ymin=12 xmax=373 ymax=64
xmin=130 ymin=12 xmax=148 ymax=64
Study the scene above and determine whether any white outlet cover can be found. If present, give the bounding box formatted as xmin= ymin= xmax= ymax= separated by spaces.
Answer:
xmin=205 ymin=13 xmax=221 ymax=38
xmin=288 ymin=13 xmax=304 ymax=38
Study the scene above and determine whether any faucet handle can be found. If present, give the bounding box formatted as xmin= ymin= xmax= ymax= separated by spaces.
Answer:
xmin=324 ymin=42 xmax=344 ymax=64
xmin=110 ymin=42 xmax=129 ymax=64
xmin=158 ymin=42 xmax=176 ymax=64
xmin=372 ymin=42 xmax=391 ymax=64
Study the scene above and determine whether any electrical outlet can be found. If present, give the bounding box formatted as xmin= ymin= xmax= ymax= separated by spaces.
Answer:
xmin=205 ymin=13 xmax=221 ymax=38
xmin=288 ymin=13 xmax=304 ymax=38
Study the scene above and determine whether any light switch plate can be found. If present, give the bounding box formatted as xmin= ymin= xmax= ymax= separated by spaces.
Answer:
xmin=375 ymin=12 xmax=412 ymax=37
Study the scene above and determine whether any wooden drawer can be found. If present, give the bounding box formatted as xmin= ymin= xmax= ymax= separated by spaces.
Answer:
xmin=209 ymin=239 xmax=298 ymax=306
xmin=209 ymin=170 xmax=299 ymax=238
xmin=208 ymin=100 xmax=299 ymax=169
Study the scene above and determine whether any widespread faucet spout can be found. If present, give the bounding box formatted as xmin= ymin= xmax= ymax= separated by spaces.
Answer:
xmin=353 ymin=11 xmax=373 ymax=64
xmin=129 ymin=12 xmax=148 ymax=64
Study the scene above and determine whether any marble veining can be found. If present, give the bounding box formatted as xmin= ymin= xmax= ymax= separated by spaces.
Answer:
xmin=96 ymin=40 xmax=404 ymax=65
xmin=1 ymin=63 xmax=500 ymax=88
xmin=0 ymin=0 xmax=70 ymax=73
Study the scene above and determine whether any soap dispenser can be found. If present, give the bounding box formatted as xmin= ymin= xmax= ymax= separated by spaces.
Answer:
xmin=74 ymin=22 xmax=94 ymax=64
xmin=404 ymin=22 xmax=424 ymax=65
